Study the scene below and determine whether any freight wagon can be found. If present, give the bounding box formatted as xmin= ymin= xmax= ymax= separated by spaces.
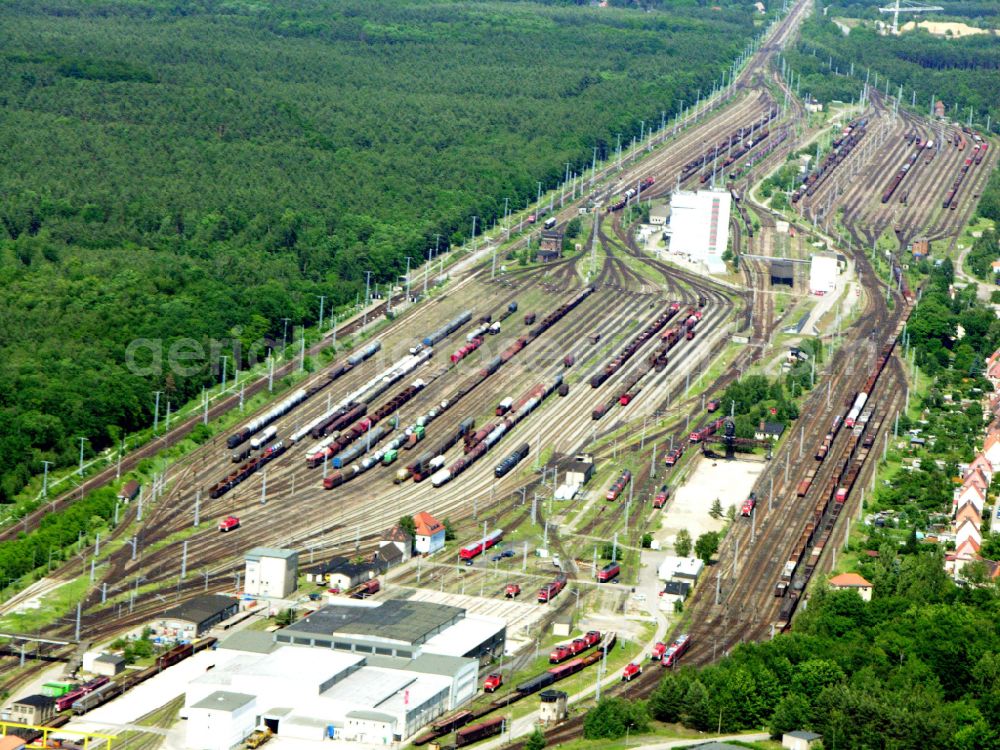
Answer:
xmin=455 ymin=716 xmax=505 ymax=746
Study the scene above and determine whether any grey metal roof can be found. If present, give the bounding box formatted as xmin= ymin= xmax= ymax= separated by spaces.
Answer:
xmin=161 ymin=594 xmax=238 ymax=625
xmin=281 ymin=601 xmax=463 ymax=645
xmin=786 ymin=731 xmax=822 ymax=740
xmin=219 ymin=630 xmax=278 ymax=654
xmin=407 ymin=652 xmax=472 ymax=676
xmin=346 ymin=710 xmax=395 ymax=724
xmin=191 ymin=691 xmax=255 ymax=712
xmin=95 ymin=653 xmax=125 ymax=664
xmin=245 ymin=547 xmax=298 ymax=561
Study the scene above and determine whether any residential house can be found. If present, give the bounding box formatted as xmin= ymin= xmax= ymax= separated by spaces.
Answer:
xmin=754 ymin=422 xmax=786 ymax=441
xmin=536 ymin=231 xmax=564 ymax=263
xmin=648 ymin=204 xmax=669 ymax=226
xmin=413 ymin=512 xmax=446 ymax=554
xmin=955 ymin=499 xmax=982 ymax=529
xmin=379 ymin=525 xmax=413 ymax=562
xmin=967 ymin=454 xmax=994 ymax=485
xmin=955 ymin=518 xmax=982 ymax=560
xmin=373 ymin=543 xmax=404 ymax=572
xmin=985 ymin=431 xmax=1000 ymax=472
xmin=954 ymin=482 xmax=986 ymax=515
xmin=828 ymin=573 xmax=873 ymax=602
xmin=117 ymin=480 xmax=141 ymax=502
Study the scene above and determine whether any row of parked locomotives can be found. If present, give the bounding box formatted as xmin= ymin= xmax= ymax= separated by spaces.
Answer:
xmin=678 ymin=103 xmax=777 ymax=183
xmin=791 ymin=117 xmax=868 ymax=204
xmin=942 ymin=130 xmax=989 ymax=210
xmin=775 ymin=312 xmax=910 ymax=629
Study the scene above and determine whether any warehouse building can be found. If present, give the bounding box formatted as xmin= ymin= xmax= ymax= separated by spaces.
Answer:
xmin=809 ymin=252 xmax=839 ymax=295
xmin=244 ymin=547 xmax=298 ymax=599
xmin=183 ymin=600 xmax=496 ymax=746
xmin=151 ymin=594 xmax=239 ymax=643
xmin=668 ymin=189 xmax=731 ymax=274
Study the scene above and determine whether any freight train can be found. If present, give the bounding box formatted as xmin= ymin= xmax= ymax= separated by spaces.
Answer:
xmin=609 ymin=177 xmax=655 ymax=211
xmin=881 ymin=140 xmax=924 ymax=204
xmin=776 ymin=311 xmax=911 ymax=627
xmin=430 ymin=374 xmax=563 ymax=488
xmin=47 ymin=639 xmax=217 ymax=717
xmin=494 ymin=443 xmax=529 ymax=477
xmin=226 ymin=342 xmax=380 ymax=449
xmin=590 ymin=303 xmax=681 ymax=389
xmin=942 ymin=137 xmax=986 ymax=210
xmin=792 ymin=118 xmax=868 ymax=204
xmin=679 ymin=104 xmax=777 ymax=183
xmin=423 ymin=311 xmax=473 ymax=347
xmin=325 ymin=289 xmax=592 ymax=491
xmin=208 ymin=440 xmax=287 ymax=499
xmin=297 ymin=348 xmax=434 ymax=445
xmin=411 ymin=632 xmax=617 ymax=747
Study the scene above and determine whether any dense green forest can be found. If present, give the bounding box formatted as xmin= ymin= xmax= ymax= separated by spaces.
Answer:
xmin=0 ymin=0 xmax=760 ymax=503
xmin=782 ymin=3 xmax=1000 ymax=132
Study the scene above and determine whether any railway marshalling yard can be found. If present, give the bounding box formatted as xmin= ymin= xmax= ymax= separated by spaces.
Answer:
xmin=2 ymin=0 xmax=998 ymax=745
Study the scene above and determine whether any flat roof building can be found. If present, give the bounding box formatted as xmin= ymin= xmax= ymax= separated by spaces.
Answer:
xmin=657 ymin=556 xmax=704 ymax=583
xmin=277 ymin=601 xmax=469 ymax=659
xmin=182 ymin=600 xmax=502 ymax=748
xmin=668 ymin=189 xmax=731 ymax=274
xmin=187 ymin=692 xmax=257 ymax=750
xmin=809 ymin=252 xmax=838 ymax=295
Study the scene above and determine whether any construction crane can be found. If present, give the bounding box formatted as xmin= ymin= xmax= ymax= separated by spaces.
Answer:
xmin=878 ymin=0 xmax=944 ymax=35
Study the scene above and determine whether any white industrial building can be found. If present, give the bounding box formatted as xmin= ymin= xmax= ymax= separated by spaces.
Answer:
xmin=657 ymin=555 xmax=704 ymax=583
xmin=809 ymin=252 xmax=839 ymax=295
xmin=244 ymin=547 xmax=298 ymax=599
xmin=183 ymin=600 xmax=502 ymax=748
xmin=667 ymin=189 xmax=731 ymax=274
xmin=187 ymin=692 xmax=257 ymax=750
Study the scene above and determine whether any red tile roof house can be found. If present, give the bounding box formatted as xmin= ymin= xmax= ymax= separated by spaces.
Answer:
xmin=953 ymin=482 xmax=986 ymax=516
xmin=984 ymin=431 xmax=1000 ymax=473
xmin=828 ymin=573 xmax=873 ymax=602
xmin=965 ymin=456 xmax=993 ymax=487
xmin=413 ymin=511 xmax=446 ymax=554
xmin=955 ymin=499 xmax=982 ymax=529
